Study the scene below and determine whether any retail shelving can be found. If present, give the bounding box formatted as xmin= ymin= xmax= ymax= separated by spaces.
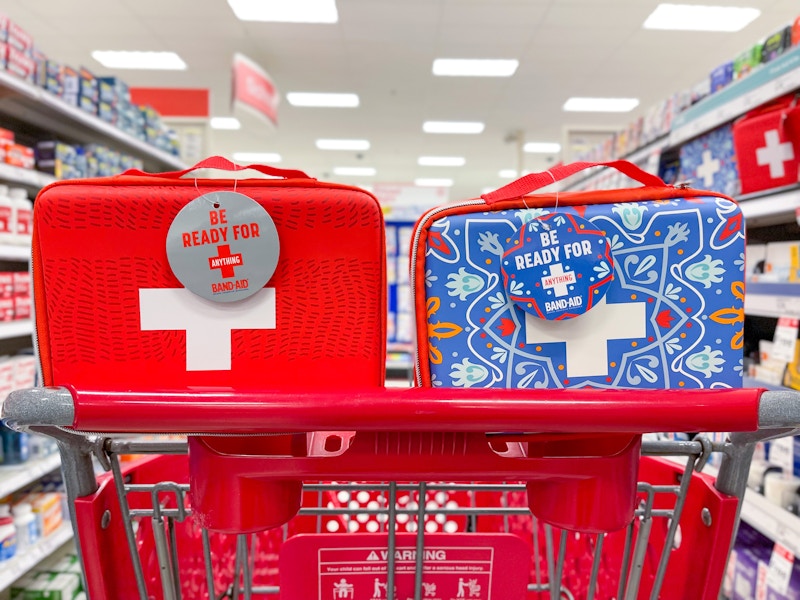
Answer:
xmin=0 ymin=453 xmax=61 ymax=499
xmin=0 ymin=163 xmax=55 ymax=193
xmin=738 ymin=184 xmax=800 ymax=228
xmin=744 ymin=282 xmax=800 ymax=319
xmin=0 ymin=522 xmax=74 ymax=591
xmin=0 ymin=320 xmax=33 ymax=340
xmin=0 ymin=245 xmax=30 ymax=262
xmin=0 ymin=70 xmax=185 ymax=173
xmin=671 ymin=45 xmax=800 ymax=147
xmin=558 ymin=135 xmax=670 ymax=192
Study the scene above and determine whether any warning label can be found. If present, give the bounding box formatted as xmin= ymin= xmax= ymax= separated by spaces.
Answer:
xmin=319 ymin=546 xmax=492 ymax=600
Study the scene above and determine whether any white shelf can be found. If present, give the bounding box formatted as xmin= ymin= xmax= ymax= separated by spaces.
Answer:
xmin=744 ymin=283 xmax=800 ymax=319
xmin=0 ymin=319 xmax=33 ymax=340
xmin=0 ymin=453 xmax=61 ymax=498
xmin=0 ymin=163 xmax=56 ymax=191
xmin=0 ymin=245 xmax=30 ymax=261
xmin=0 ymin=70 xmax=185 ymax=173
xmin=740 ymin=487 xmax=800 ymax=557
xmin=739 ymin=185 xmax=800 ymax=228
xmin=0 ymin=522 xmax=73 ymax=591
xmin=670 ymin=45 xmax=800 ymax=146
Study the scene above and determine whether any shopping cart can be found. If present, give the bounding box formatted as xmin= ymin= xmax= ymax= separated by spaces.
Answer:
xmin=4 ymin=385 xmax=800 ymax=599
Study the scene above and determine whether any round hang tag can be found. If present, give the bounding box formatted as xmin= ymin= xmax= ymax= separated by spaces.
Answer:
xmin=166 ymin=191 xmax=280 ymax=303
xmin=501 ymin=213 xmax=614 ymax=320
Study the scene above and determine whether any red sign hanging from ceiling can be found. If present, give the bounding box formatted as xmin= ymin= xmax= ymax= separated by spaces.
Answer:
xmin=232 ymin=53 xmax=279 ymax=127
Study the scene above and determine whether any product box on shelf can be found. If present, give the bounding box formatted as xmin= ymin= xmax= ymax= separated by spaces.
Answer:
xmin=733 ymin=93 xmax=800 ymax=196
xmin=60 ymin=65 xmax=79 ymax=107
xmin=679 ymin=123 xmax=740 ymax=197
xmin=12 ymin=271 xmax=29 ymax=297
xmin=98 ymin=76 xmax=130 ymax=104
xmin=31 ymin=47 xmax=46 ymax=88
xmin=13 ymin=355 xmax=36 ymax=390
xmin=710 ymin=60 xmax=734 ymax=93
xmin=7 ymin=20 xmax=32 ymax=55
xmin=734 ymin=44 xmax=763 ymax=80
xmin=0 ymin=272 xmax=13 ymax=298
xmin=13 ymin=295 xmax=30 ymax=320
xmin=763 ymin=25 xmax=793 ymax=63
xmin=6 ymin=144 xmax=35 ymax=170
xmin=43 ymin=59 xmax=63 ymax=96
xmin=36 ymin=141 xmax=77 ymax=165
xmin=6 ymin=46 xmax=35 ymax=83
xmin=691 ymin=77 xmax=711 ymax=105
xmin=96 ymin=101 xmax=115 ymax=124
xmin=78 ymin=95 xmax=96 ymax=116
xmin=78 ymin=67 xmax=98 ymax=104
xmin=793 ymin=16 xmax=800 ymax=46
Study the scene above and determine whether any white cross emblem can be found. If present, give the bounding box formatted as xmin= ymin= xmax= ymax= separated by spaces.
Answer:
xmin=696 ymin=150 xmax=721 ymax=187
xmin=756 ymin=129 xmax=795 ymax=179
xmin=139 ymin=287 xmax=276 ymax=371
xmin=525 ymin=296 xmax=646 ymax=378
xmin=541 ymin=263 xmax=576 ymax=298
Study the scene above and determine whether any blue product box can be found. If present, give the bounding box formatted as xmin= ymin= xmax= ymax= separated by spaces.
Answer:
xmin=35 ymin=141 xmax=77 ymax=164
xmin=678 ymin=122 xmax=740 ymax=197
xmin=78 ymin=95 xmax=96 ymax=115
xmin=87 ymin=155 xmax=99 ymax=178
xmin=62 ymin=66 xmax=79 ymax=96
xmin=710 ymin=61 xmax=734 ymax=93
xmin=79 ymin=67 xmax=98 ymax=104
xmin=97 ymin=102 xmax=115 ymax=124
xmin=98 ymin=76 xmax=129 ymax=103
xmin=97 ymin=79 xmax=115 ymax=105
xmin=32 ymin=48 xmax=46 ymax=88
xmin=0 ymin=41 xmax=7 ymax=71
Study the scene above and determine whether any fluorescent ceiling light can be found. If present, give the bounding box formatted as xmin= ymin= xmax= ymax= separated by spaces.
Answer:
xmin=563 ymin=97 xmax=640 ymax=113
xmin=210 ymin=117 xmax=241 ymax=130
xmin=227 ymin=0 xmax=338 ymax=23
xmin=499 ymin=169 xmax=518 ymax=178
xmin=415 ymin=178 xmax=454 ymax=187
xmin=92 ymin=50 xmax=187 ymax=70
xmin=524 ymin=142 xmax=561 ymax=154
xmin=433 ymin=58 xmax=519 ymax=77
xmin=333 ymin=167 xmax=376 ymax=176
xmin=232 ymin=152 xmax=282 ymax=163
xmin=287 ymin=92 xmax=359 ymax=107
xmin=423 ymin=121 xmax=485 ymax=134
xmin=316 ymin=139 xmax=370 ymax=151
xmin=643 ymin=4 xmax=760 ymax=32
xmin=418 ymin=156 xmax=466 ymax=167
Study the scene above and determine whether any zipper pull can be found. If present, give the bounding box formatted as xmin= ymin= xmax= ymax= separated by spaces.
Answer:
xmin=673 ymin=181 xmax=692 ymax=189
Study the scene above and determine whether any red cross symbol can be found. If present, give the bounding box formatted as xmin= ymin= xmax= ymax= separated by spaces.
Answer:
xmin=208 ymin=244 xmax=244 ymax=278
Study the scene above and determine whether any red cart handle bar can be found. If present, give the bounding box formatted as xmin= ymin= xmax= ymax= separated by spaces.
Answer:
xmin=3 ymin=386 xmax=784 ymax=435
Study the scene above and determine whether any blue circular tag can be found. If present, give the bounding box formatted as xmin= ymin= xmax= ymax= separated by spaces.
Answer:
xmin=501 ymin=213 xmax=614 ymax=320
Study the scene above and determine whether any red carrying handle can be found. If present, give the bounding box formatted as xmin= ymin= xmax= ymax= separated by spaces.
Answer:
xmin=122 ymin=155 xmax=313 ymax=180
xmin=481 ymin=160 xmax=665 ymax=205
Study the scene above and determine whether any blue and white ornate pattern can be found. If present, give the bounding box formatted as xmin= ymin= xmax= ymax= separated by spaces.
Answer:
xmin=421 ymin=196 xmax=744 ymax=389
xmin=679 ymin=123 xmax=740 ymax=197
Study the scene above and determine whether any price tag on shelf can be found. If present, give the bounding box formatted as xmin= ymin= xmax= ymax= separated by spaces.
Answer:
xmin=772 ymin=317 xmax=799 ymax=364
xmin=766 ymin=543 xmax=795 ymax=595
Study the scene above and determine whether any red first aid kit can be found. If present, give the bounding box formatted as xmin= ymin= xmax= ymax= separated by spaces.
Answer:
xmin=32 ymin=155 xmax=387 ymax=393
xmin=733 ymin=93 xmax=800 ymax=195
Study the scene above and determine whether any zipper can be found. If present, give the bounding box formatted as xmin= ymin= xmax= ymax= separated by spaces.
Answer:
xmin=409 ymin=199 xmax=485 ymax=386
xmin=30 ymin=241 xmax=43 ymax=386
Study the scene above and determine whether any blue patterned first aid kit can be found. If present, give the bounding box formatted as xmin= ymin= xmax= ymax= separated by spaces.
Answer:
xmin=411 ymin=161 xmax=745 ymax=390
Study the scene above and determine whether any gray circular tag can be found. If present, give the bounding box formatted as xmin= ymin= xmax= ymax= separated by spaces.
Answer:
xmin=166 ymin=191 xmax=280 ymax=303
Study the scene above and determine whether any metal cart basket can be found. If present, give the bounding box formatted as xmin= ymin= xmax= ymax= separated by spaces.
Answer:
xmin=4 ymin=385 xmax=799 ymax=599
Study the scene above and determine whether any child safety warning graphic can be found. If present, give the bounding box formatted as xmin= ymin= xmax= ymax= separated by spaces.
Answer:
xmin=501 ymin=213 xmax=614 ymax=320
xmin=279 ymin=533 xmax=530 ymax=600
xmin=166 ymin=191 xmax=280 ymax=302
